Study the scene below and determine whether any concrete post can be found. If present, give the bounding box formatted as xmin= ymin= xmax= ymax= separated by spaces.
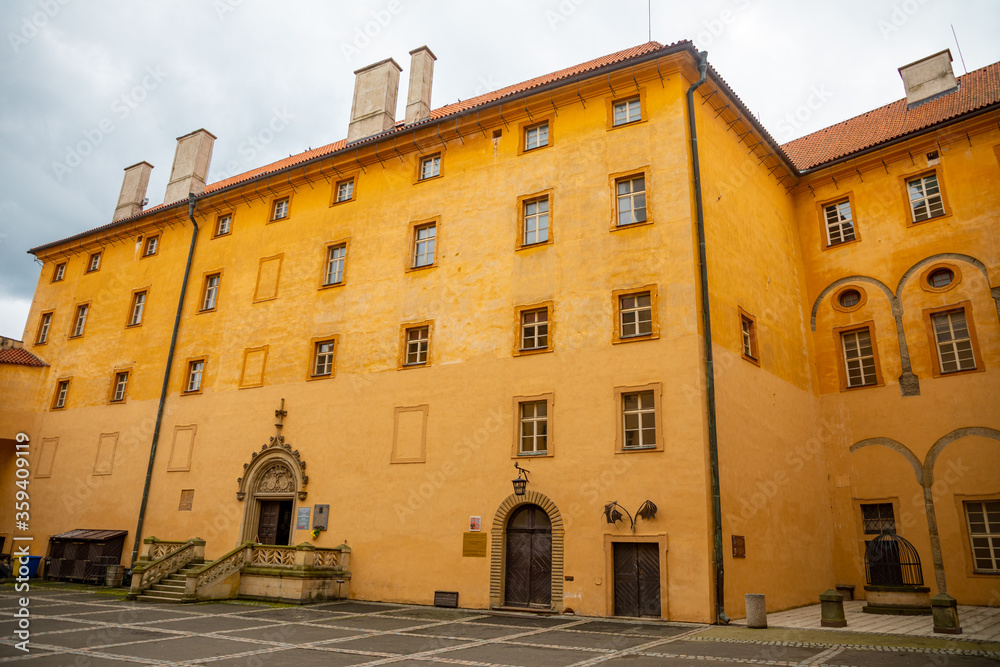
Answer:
xmin=338 ymin=544 xmax=351 ymax=572
xmin=745 ymin=594 xmax=767 ymax=628
xmin=820 ymin=589 xmax=847 ymax=627
xmin=931 ymin=593 xmax=962 ymax=634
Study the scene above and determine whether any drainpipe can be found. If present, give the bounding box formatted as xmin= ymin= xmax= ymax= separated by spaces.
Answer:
xmin=128 ymin=194 xmax=199 ymax=568
xmin=687 ymin=50 xmax=729 ymax=625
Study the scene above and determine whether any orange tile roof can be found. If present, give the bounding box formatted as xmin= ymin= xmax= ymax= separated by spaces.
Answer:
xmin=0 ymin=347 xmax=48 ymax=367
xmin=782 ymin=62 xmax=1000 ymax=171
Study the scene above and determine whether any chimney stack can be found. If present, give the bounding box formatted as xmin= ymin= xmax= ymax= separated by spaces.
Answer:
xmin=347 ymin=58 xmax=402 ymax=143
xmin=898 ymin=50 xmax=959 ymax=108
xmin=405 ymin=46 xmax=437 ymax=125
xmin=164 ymin=129 xmax=216 ymax=205
xmin=113 ymin=161 xmax=153 ymax=222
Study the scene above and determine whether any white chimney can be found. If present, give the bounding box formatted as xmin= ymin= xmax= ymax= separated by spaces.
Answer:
xmin=113 ymin=161 xmax=153 ymax=222
xmin=164 ymin=129 xmax=216 ymax=205
xmin=405 ymin=46 xmax=437 ymax=125
xmin=898 ymin=50 xmax=959 ymax=108
xmin=347 ymin=58 xmax=402 ymax=142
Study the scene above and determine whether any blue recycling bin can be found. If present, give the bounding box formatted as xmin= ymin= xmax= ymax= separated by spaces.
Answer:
xmin=24 ymin=556 xmax=42 ymax=577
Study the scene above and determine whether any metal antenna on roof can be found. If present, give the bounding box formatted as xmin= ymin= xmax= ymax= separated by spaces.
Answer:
xmin=950 ymin=24 xmax=968 ymax=74
xmin=647 ymin=0 xmax=651 ymax=42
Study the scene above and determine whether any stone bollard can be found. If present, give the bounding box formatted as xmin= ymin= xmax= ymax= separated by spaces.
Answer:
xmin=931 ymin=593 xmax=962 ymax=634
xmin=820 ymin=589 xmax=847 ymax=627
xmin=745 ymin=593 xmax=767 ymax=628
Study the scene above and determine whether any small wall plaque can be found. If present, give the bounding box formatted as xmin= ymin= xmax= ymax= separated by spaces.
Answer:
xmin=469 ymin=516 xmax=481 ymax=531
xmin=462 ymin=532 xmax=488 ymax=557
xmin=732 ymin=535 xmax=746 ymax=558
xmin=178 ymin=489 xmax=194 ymax=512
xmin=313 ymin=504 xmax=329 ymax=530
xmin=296 ymin=506 xmax=311 ymax=530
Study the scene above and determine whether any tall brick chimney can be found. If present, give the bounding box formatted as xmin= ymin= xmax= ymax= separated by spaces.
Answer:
xmin=164 ymin=129 xmax=216 ymax=205
xmin=347 ymin=58 xmax=402 ymax=142
xmin=113 ymin=161 xmax=153 ymax=222
xmin=405 ymin=46 xmax=436 ymax=125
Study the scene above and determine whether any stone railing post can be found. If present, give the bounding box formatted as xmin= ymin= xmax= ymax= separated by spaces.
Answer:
xmin=296 ymin=543 xmax=315 ymax=568
xmin=141 ymin=536 xmax=159 ymax=560
xmin=191 ymin=538 xmax=206 ymax=563
xmin=337 ymin=544 xmax=351 ymax=572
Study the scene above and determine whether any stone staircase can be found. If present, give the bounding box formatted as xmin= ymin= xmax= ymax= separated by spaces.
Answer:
xmin=134 ymin=562 xmax=209 ymax=604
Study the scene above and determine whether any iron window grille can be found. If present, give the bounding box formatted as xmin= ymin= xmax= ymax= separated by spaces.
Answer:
xmin=519 ymin=401 xmax=548 ymax=454
xmin=907 ymin=174 xmax=945 ymax=222
xmin=824 ymin=200 xmax=856 ymax=246
xmin=622 ymin=390 xmax=656 ymax=449
xmin=932 ymin=309 xmax=976 ymax=373
xmin=842 ymin=329 xmax=877 ymax=387
xmin=861 ymin=503 xmax=896 ymax=534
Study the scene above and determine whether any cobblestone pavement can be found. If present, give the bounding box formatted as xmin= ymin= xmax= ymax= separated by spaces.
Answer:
xmin=2 ymin=586 xmax=998 ymax=666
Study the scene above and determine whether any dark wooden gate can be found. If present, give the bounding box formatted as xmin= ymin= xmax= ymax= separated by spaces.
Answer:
xmin=258 ymin=500 xmax=293 ymax=545
xmin=613 ymin=543 xmax=661 ymax=617
xmin=504 ymin=505 xmax=552 ymax=608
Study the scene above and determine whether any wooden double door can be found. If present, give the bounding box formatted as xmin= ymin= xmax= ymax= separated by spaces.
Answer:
xmin=504 ymin=505 xmax=552 ymax=608
xmin=613 ymin=542 xmax=661 ymax=618
xmin=257 ymin=500 xmax=293 ymax=545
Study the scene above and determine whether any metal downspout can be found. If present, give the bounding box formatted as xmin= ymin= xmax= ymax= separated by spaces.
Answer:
xmin=128 ymin=194 xmax=199 ymax=568
xmin=687 ymin=51 xmax=729 ymax=624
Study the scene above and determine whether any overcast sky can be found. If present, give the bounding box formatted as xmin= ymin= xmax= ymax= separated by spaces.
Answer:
xmin=1 ymin=0 xmax=998 ymax=339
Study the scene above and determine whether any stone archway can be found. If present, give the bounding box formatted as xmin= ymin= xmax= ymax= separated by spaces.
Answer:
xmin=236 ymin=435 xmax=308 ymax=545
xmin=490 ymin=491 xmax=564 ymax=612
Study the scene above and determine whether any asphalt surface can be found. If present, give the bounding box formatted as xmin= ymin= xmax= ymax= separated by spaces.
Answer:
xmin=2 ymin=585 xmax=998 ymax=666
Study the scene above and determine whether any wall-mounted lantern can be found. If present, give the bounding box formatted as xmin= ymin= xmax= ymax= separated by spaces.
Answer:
xmin=512 ymin=462 xmax=530 ymax=496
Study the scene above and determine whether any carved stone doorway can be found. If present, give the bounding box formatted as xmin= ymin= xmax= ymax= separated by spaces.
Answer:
xmin=258 ymin=499 xmax=294 ymax=546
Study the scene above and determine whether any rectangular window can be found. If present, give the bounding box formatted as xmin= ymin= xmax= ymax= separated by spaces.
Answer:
xmin=907 ymin=173 xmax=945 ymax=222
xmin=201 ymin=274 xmax=220 ymax=311
xmin=740 ymin=311 xmax=758 ymax=362
xmin=861 ymin=503 xmax=896 ymax=534
xmin=271 ymin=197 xmax=289 ymax=221
xmin=412 ymin=223 xmax=436 ymax=268
xmin=824 ymin=200 xmax=856 ymax=246
xmin=519 ymin=401 xmax=548 ymax=455
xmin=53 ymin=380 xmax=69 ymax=409
xmin=932 ymin=309 xmax=976 ymax=373
xmin=965 ymin=500 xmax=1000 ymax=573
xmin=613 ymin=97 xmax=642 ymax=126
xmin=520 ymin=308 xmax=549 ymax=351
xmin=214 ymin=214 xmax=232 ymax=237
xmin=335 ymin=179 xmax=354 ymax=202
xmin=523 ymin=197 xmax=549 ymax=245
xmin=524 ymin=122 xmax=549 ymax=151
xmin=53 ymin=263 xmax=66 ymax=282
xmin=419 ymin=154 xmax=441 ymax=180
xmin=36 ymin=312 xmax=52 ymax=345
xmin=620 ymin=292 xmax=653 ymax=338
xmin=143 ymin=236 xmax=159 ymax=256
xmin=622 ymin=390 xmax=656 ymax=449
xmin=841 ymin=328 xmax=878 ymax=387
xmin=111 ymin=371 xmax=129 ymax=403
xmin=185 ymin=360 xmax=204 ymax=393
xmin=128 ymin=291 xmax=146 ymax=327
xmin=324 ymin=244 xmax=347 ymax=285
xmin=87 ymin=252 xmax=101 ymax=272
xmin=404 ymin=326 xmax=429 ymax=366
xmin=616 ymin=176 xmax=647 ymax=226
xmin=71 ymin=304 xmax=88 ymax=338
xmin=313 ymin=340 xmax=335 ymax=377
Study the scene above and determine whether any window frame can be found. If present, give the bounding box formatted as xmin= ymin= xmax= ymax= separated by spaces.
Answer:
xmin=199 ymin=271 xmax=223 ymax=313
xmin=416 ymin=153 xmax=442 ymax=182
xmin=922 ymin=301 xmax=983 ymax=378
xmin=738 ymin=307 xmax=759 ymax=365
xmin=957 ymin=497 xmax=1000 ymax=576
xmin=69 ymin=302 xmax=90 ymax=339
xmin=308 ymin=335 xmax=339 ymax=380
xmin=407 ymin=219 xmax=438 ymax=271
xmin=612 ymin=285 xmax=659 ymax=344
xmin=320 ymin=239 xmax=349 ymax=288
xmin=818 ymin=193 xmax=861 ymax=250
xmin=331 ymin=176 xmax=356 ymax=205
xmin=86 ymin=252 xmax=102 ymax=274
xmin=513 ymin=301 xmax=554 ymax=357
xmin=516 ymin=190 xmax=553 ymax=249
xmin=901 ymin=168 xmax=949 ymax=225
xmin=833 ymin=321 xmax=884 ymax=391
xmin=213 ymin=212 xmax=233 ymax=238
xmin=126 ymin=289 xmax=148 ymax=328
xmin=609 ymin=168 xmax=651 ymax=230
xmin=52 ymin=262 xmax=66 ymax=282
xmin=399 ymin=321 xmax=433 ymax=369
xmin=109 ymin=369 xmax=131 ymax=404
xmin=614 ymin=382 xmax=663 ymax=453
xmin=832 ymin=285 xmax=868 ymax=313
xmin=35 ymin=310 xmax=54 ymax=345
xmin=518 ymin=116 xmax=554 ymax=155
xmin=512 ymin=393 xmax=554 ymax=458
xmin=51 ymin=377 xmax=71 ymax=410
xmin=607 ymin=90 xmax=647 ymax=129
xmin=269 ymin=195 xmax=291 ymax=223
xmin=182 ymin=357 xmax=206 ymax=395
xmin=142 ymin=235 xmax=159 ymax=257
xmin=919 ymin=262 xmax=962 ymax=294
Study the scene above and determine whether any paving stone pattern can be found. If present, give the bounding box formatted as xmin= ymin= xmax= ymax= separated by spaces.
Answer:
xmin=2 ymin=588 xmax=998 ymax=666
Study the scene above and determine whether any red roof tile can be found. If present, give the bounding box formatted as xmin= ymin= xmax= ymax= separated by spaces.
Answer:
xmin=0 ymin=347 xmax=48 ymax=367
xmin=782 ymin=62 xmax=1000 ymax=171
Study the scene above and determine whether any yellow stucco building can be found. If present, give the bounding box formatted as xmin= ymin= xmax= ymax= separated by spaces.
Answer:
xmin=1 ymin=41 xmax=997 ymax=624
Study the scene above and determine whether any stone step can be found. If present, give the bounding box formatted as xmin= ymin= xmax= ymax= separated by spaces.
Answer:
xmin=136 ymin=593 xmax=183 ymax=604
xmin=150 ymin=582 xmax=186 ymax=593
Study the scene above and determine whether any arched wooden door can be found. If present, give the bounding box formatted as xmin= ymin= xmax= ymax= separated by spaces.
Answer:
xmin=504 ymin=504 xmax=552 ymax=608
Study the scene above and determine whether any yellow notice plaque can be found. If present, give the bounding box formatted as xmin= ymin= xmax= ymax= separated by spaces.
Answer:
xmin=462 ymin=532 xmax=488 ymax=558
